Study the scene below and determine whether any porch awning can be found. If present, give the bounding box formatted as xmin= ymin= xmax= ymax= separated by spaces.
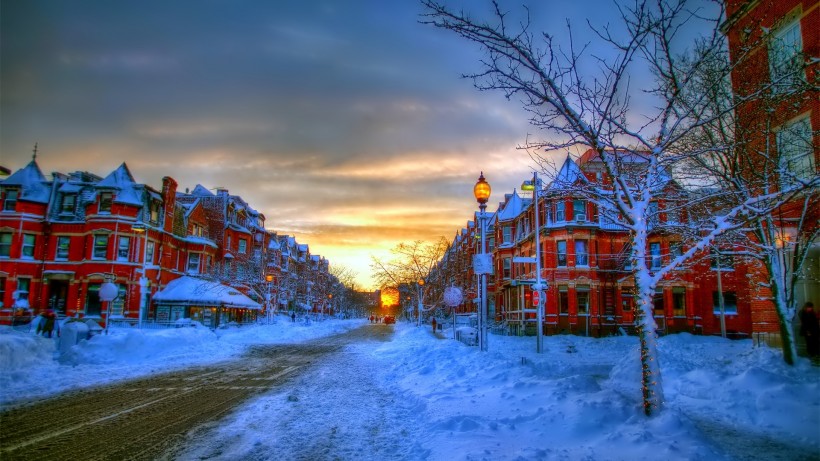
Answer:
xmin=153 ymin=276 xmax=262 ymax=310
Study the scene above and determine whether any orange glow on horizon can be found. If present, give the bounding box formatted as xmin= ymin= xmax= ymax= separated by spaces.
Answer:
xmin=380 ymin=287 xmax=399 ymax=307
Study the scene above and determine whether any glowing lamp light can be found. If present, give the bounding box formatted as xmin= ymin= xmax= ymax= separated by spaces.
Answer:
xmin=473 ymin=172 xmax=491 ymax=205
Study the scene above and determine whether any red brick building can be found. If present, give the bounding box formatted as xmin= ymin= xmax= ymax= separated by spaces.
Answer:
xmin=0 ymin=158 xmax=337 ymax=328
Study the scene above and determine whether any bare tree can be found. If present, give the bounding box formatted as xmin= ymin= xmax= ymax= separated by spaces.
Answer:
xmin=370 ymin=238 xmax=450 ymax=314
xmin=421 ymin=0 xmax=817 ymax=415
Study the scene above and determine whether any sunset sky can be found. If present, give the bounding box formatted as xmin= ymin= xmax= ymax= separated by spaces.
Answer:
xmin=0 ymin=1 xmax=693 ymax=289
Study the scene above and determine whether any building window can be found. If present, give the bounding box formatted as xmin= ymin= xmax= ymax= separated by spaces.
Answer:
xmin=769 ymin=18 xmax=804 ymax=92
xmin=673 ymin=287 xmax=686 ymax=316
xmin=621 ymin=291 xmax=634 ymax=311
xmin=556 ymin=202 xmax=566 ymax=222
xmin=670 ymin=242 xmax=683 ymax=261
xmin=710 ymin=249 xmax=734 ymax=270
xmin=60 ymin=194 xmax=77 ymax=214
xmin=502 ymin=225 xmax=512 ymax=244
xmin=573 ymin=200 xmax=586 ymax=222
xmin=238 ymin=238 xmax=248 ymax=254
xmin=502 ymin=257 xmax=511 ymax=279
xmin=16 ymin=278 xmax=30 ymax=304
xmin=146 ymin=241 xmax=155 ymax=265
xmin=56 ymin=236 xmax=70 ymax=260
xmin=653 ymin=288 xmax=664 ymax=315
xmin=93 ymin=235 xmax=108 ymax=260
xmin=3 ymin=189 xmax=19 ymax=212
xmin=575 ymin=240 xmax=588 ymax=266
xmin=117 ymin=236 xmax=130 ymax=261
xmin=649 ymin=242 xmax=661 ymax=269
xmin=0 ymin=232 xmax=12 ymax=257
xmin=0 ymin=276 xmax=6 ymax=306
xmin=777 ymin=116 xmax=814 ymax=181
xmin=576 ymin=286 xmax=590 ymax=314
xmin=99 ymin=192 xmax=113 ymax=213
xmin=21 ymin=234 xmax=35 ymax=259
xmin=713 ymin=291 xmax=738 ymax=314
xmin=557 ymin=240 xmax=567 ymax=267
xmin=558 ymin=286 xmax=569 ymax=314
xmin=187 ymin=253 xmax=201 ymax=273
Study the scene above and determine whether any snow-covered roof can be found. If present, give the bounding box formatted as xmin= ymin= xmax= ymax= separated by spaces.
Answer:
xmin=190 ymin=184 xmax=214 ymax=196
xmin=2 ymin=160 xmax=50 ymax=203
xmin=496 ymin=190 xmax=524 ymax=221
xmin=97 ymin=163 xmax=143 ymax=206
xmin=153 ymin=276 xmax=261 ymax=309
xmin=547 ymin=156 xmax=587 ymax=190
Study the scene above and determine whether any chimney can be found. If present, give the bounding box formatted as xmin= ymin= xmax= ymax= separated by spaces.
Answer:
xmin=162 ymin=176 xmax=178 ymax=233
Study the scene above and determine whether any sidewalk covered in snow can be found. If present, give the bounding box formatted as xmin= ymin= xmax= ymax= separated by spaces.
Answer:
xmin=151 ymin=276 xmax=261 ymax=328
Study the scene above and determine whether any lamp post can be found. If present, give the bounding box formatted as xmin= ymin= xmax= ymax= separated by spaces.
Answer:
xmin=100 ymin=275 xmax=119 ymax=335
xmin=327 ymin=293 xmax=333 ymax=319
xmin=417 ymin=279 xmax=425 ymax=327
xmin=266 ymin=274 xmax=274 ymax=324
xmin=521 ymin=173 xmax=545 ymax=353
xmin=132 ymin=222 xmax=150 ymax=328
xmin=473 ymin=172 xmax=491 ymax=352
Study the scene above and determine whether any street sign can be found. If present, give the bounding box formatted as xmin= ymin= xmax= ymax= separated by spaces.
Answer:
xmin=473 ymin=254 xmax=493 ymax=275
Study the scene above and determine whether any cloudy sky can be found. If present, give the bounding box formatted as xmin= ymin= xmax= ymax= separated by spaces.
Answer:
xmin=1 ymin=1 xmax=691 ymax=289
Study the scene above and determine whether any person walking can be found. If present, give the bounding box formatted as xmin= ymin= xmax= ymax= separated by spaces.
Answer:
xmin=38 ymin=310 xmax=60 ymax=338
xmin=432 ymin=317 xmax=437 ymax=333
xmin=799 ymin=302 xmax=819 ymax=358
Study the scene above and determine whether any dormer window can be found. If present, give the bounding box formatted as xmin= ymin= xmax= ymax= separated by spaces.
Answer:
xmin=99 ymin=192 xmax=113 ymax=213
xmin=3 ymin=189 xmax=18 ymax=212
xmin=61 ymin=194 xmax=77 ymax=214
xmin=149 ymin=201 xmax=160 ymax=224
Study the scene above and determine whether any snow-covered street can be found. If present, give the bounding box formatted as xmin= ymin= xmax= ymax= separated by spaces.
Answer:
xmin=1 ymin=319 xmax=819 ymax=460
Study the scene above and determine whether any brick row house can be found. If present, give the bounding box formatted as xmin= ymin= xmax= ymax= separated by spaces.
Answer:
xmin=432 ymin=0 xmax=817 ymax=344
xmin=435 ymin=149 xmax=798 ymax=339
xmin=721 ymin=0 xmax=819 ymax=342
xmin=0 ymin=158 xmax=338 ymax=328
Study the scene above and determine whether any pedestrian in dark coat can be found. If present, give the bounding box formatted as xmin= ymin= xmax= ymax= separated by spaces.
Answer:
xmin=799 ymin=302 xmax=819 ymax=358
xmin=37 ymin=310 xmax=60 ymax=338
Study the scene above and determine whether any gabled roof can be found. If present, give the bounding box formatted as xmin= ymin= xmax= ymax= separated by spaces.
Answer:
xmin=547 ymin=156 xmax=587 ymax=190
xmin=2 ymin=160 xmax=50 ymax=203
xmin=97 ymin=163 xmax=142 ymax=206
xmin=496 ymin=190 xmax=524 ymax=221
xmin=190 ymin=184 xmax=214 ymax=196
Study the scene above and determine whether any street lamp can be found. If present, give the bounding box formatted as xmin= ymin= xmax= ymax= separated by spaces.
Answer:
xmin=100 ymin=275 xmax=119 ymax=335
xmin=417 ymin=279 xmax=425 ymax=327
xmin=521 ymin=172 xmax=545 ymax=353
xmin=266 ymin=274 xmax=274 ymax=324
xmin=327 ymin=293 xmax=333 ymax=319
xmin=473 ymin=171 xmax=491 ymax=352
xmin=132 ymin=222 xmax=150 ymax=329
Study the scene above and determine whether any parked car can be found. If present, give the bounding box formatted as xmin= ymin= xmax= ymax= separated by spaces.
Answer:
xmin=383 ymin=315 xmax=396 ymax=324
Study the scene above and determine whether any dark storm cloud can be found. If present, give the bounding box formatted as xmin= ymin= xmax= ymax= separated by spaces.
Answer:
xmin=0 ymin=0 xmax=555 ymax=287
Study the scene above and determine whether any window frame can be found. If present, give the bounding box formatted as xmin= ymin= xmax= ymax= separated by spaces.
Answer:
xmin=768 ymin=17 xmax=804 ymax=93
xmin=21 ymin=234 xmax=35 ymax=259
xmin=557 ymin=240 xmax=568 ymax=267
xmin=575 ymin=239 xmax=589 ymax=266
xmin=776 ymin=115 xmax=814 ymax=181
xmin=61 ymin=194 xmax=77 ymax=214
xmin=117 ymin=236 xmax=130 ymax=261
xmin=187 ymin=253 xmax=201 ymax=273
xmin=56 ymin=236 xmax=71 ymax=260
xmin=713 ymin=291 xmax=738 ymax=314
xmin=99 ymin=192 xmax=113 ymax=213
xmin=0 ymin=232 xmax=12 ymax=258
xmin=93 ymin=235 xmax=109 ymax=260
xmin=3 ymin=189 xmax=19 ymax=212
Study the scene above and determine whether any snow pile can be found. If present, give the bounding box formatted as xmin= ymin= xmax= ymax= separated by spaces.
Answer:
xmin=1 ymin=319 xmax=818 ymax=460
